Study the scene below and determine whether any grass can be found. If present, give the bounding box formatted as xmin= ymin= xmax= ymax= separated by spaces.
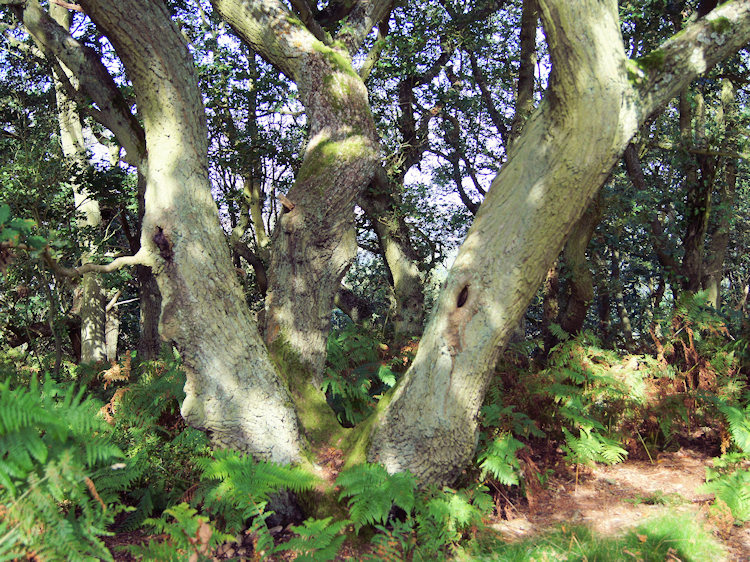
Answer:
xmin=623 ymin=490 xmax=687 ymax=506
xmin=471 ymin=513 xmax=725 ymax=561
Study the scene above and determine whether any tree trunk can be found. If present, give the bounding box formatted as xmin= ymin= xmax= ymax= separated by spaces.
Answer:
xmin=361 ymin=175 xmax=425 ymax=343
xmin=702 ymin=79 xmax=738 ymax=308
xmin=50 ymin=3 xmax=107 ymax=364
xmin=558 ymin=197 xmax=601 ymax=335
xmin=611 ymin=246 xmax=634 ymax=347
xmin=368 ymin=0 xmax=750 ymax=484
xmin=80 ymin=0 xmax=304 ymax=464
xmin=134 ymin=170 xmax=162 ymax=362
xmin=211 ymin=0 xmax=383 ymax=384
xmin=680 ymin=89 xmax=715 ymax=293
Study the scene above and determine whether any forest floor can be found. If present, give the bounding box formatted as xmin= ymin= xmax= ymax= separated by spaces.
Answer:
xmin=105 ymin=445 xmax=750 ymax=560
xmin=489 ymin=446 xmax=750 ymax=561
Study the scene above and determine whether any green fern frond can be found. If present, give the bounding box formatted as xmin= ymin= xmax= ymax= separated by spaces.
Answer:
xmin=718 ymin=403 xmax=750 ymax=453
xmin=701 ymin=468 xmax=750 ymax=522
xmin=336 ymin=463 xmax=416 ymax=531
xmin=274 ymin=517 xmax=349 ymax=561
xmin=477 ymin=433 xmax=524 ymax=485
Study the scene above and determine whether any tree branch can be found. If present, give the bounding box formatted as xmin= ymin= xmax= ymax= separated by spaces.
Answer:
xmin=635 ymin=3 xmax=750 ymax=117
xmin=335 ymin=0 xmax=394 ymax=56
xmin=288 ymin=0 xmax=329 ymax=43
xmin=10 ymin=0 xmax=145 ymax=166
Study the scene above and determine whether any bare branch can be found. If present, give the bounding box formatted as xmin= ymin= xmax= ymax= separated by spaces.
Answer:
xmin=50 ymin=0 xmax=82 ymax=12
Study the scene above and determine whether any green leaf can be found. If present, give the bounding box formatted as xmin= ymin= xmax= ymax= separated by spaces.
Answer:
xmin=26 ymin=235 xmax=47 ymax=250
xmin=0 ymin=204 xmax=10 ymax=225
xmin=8 ymin=218 xmax=35 ymax=233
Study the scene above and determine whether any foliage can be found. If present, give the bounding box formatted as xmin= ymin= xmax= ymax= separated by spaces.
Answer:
xmin=0 ymin=375 xmax=125 ymax=560
xmin=477 ymin=433 xmax=525 ymax=486
xmin=106 ymin=353 xmax=210 ymax=532
xmin=123 ymin=503 xmax=234 ymax=562
xmin=338 ymin=463 xmax=493 ymax=558
xmin=701 ymin=466 xmax=750 ymax=523
xmin=336 ymin=462 xmax=416 ymax=532
xmin=539 ymin=334 xmax=632 ymax=466
xmin=474 ymin=513 xmax=725 ymax=561
xmin=323 ymin=324 xmax=398 ymax=426
xmin=274 ymin=516 xmax=350 ymax=561
xmin=194 ymin=449 xmax=317 ymax=534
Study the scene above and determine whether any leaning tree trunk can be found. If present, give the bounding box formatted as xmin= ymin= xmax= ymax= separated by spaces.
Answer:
xmin=79 ymin=0 xmax=304 ymax=464
xmin=50 ymin=3 xmax=107 ymax=364
xmin=368 ymin=0 xmax=750 ymax=484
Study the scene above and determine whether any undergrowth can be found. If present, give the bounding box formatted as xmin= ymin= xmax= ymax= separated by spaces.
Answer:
xmin=1 ymin=291 xmax=748 ymax=559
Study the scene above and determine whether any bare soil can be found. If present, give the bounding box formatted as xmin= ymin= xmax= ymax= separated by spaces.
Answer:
xmin=490 ymin=447 xmax=750 ymax=561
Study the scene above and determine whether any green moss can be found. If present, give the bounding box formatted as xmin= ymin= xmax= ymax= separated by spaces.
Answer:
xmin=340 ymin=386 xmax=395 ymax=469
xmin=636 ymin=48 xmax=666 ymax=72
xmin=709 ymin=16 xmax=731 ymax=34
xmin=312 ymin=40 xmax=358 ymax=78
xmin=625 ymin=59 xmax=646 ymax=86
xmin=268 ymin=337 xmax=345 ymax=449
xmin=285 ymin=14 xmax=304 ymax=28
xmin=297 ymin=135 xmax=370 ymax=183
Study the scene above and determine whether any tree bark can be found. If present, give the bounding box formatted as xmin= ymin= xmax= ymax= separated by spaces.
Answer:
xmin=680 ymin=89 xmax=715 ymax=292
xmin=703 ymin=79 xmax=738 ymax=308
xmin=558 ymin=197 xmax=601 ymax=336
xmin=368 ymin=0 xmax=750 ymax=484
xmin=211 ymin=0 xmax=384 ymax=383
xmin=79 ymin=0 xmax=304 ymax=464
xmin=49 ymin=2 xmax=107 ymax=364
xmin=361 ymin=171 xmax=425 ymax=342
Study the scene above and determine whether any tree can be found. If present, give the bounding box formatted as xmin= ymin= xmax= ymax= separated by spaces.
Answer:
xmin=368 ymin=1 xmax=750 ymax=483
xmin=2 ymin=0 xmax=749 ymax=487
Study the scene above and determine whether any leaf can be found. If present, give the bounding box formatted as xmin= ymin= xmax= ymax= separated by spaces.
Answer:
xmin=8 ymin=218 xmax=35 ymax=233
xmin=26 ymin=235 xmax=47 ymax=250
xmin=0 ymin=203 xmax=9 ymax=225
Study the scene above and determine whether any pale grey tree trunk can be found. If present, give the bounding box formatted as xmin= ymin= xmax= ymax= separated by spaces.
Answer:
xmin=49 ymin=3 xmax=106 ymax=364
xmin=79 ymin=0 xmax=304 ymax=464
xmin=368 ymin=0 xmax=750 ymax=484
xmin=211 ymin=0 xmax=387 ymax=383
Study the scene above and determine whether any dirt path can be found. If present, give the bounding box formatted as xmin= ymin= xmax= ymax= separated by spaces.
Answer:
xmin=490 ymin=448 xmax=750 ymax=560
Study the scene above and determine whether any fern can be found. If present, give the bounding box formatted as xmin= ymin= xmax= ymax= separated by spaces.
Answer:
xmin=369 ymin=519 xmax=416 ymax=561
xmin=477 ymin=433 xmax=524 ymax=485
xmin=561 ymin=427 xmax=627 ymax=466
xmin=124 ymin=503 xmax=235 ymax=561
xmin=413 ymin=484 xmax=493 ymax=558
xmin=336 ymin=463 xmax=416 ymax=531
xmin=108 ymin=354 xmax=209 ymax=532
xmin=0 ymin=376 xmax=126 ymax=560
xmin=274 ymin=517 xmax=349 ymax=561
xmin=323 ymin=325 xmax=398 ymax=426
xmin=718 ymin=402 xmax=750 ymax=454
xmin=194 ymin=449 xmax=317 ymax=533
xmin=701 ymin=468 xmax=750 ymax=523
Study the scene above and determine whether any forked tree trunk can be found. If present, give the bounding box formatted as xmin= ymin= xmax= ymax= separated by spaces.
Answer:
xmin=79 ymin=0 xmax=304 ymax=464
xmin=368 ymin=0 xmax=750 ymax=484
